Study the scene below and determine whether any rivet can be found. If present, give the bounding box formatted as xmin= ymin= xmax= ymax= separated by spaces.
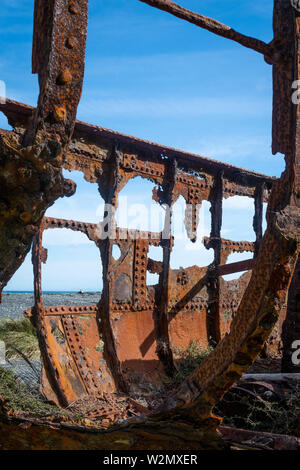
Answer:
xmin=68 ymin=1 xmax=79 ymax=14
xmin=65 ymin=37 xmax=76 ymax=49
xmin=20 ymin=212 xmax=31 ymax=223
xmin=53 ymin=106 xmax=67 ymax=123
xmin=56 ymin=69 xmax=73 ymax=86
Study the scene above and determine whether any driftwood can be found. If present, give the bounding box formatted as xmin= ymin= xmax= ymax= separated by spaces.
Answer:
xmin=242 ymin=373 xmax=300 ymax=382
xmin=220 ymin=426 xmax=300 ymax=451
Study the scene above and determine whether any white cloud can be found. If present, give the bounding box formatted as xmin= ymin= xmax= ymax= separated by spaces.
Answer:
xmin=223 ymin=196 xmax=254 ymax=211
xmin=42 ymin=260 xmax=102 ymax=292
xmin=45 ymin=197 xmax=103 ymax=225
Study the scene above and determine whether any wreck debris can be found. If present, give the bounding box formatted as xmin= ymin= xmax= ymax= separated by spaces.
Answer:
xmin=16 ymin=125 xmax=276 ymax=408
xmin=219 ymin=426 xmax=300 ymax=451
xmin=30 ymin=0 xmax=89 ymax=152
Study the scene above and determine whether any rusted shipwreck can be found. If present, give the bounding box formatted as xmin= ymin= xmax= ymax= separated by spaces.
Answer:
xmin=0 ymin=0 xmax=300 ymax=450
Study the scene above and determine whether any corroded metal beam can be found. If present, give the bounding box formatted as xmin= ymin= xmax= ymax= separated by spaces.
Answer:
xmin=0 ymin=99 xmax=276 ymax=188
xmin=139 ymin=0 xmax=274 ymax=59
xmin=30 ymin=0 xmax=89 ymax=154
xmin=253 ymin=183 xmax=264 ymax=256
xmin=217 ymin=258 xmax=256 ymax=277
xmin=156 ymin=159 xmax=177 ymax=375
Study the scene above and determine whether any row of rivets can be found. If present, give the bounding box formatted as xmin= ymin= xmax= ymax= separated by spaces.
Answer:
xmin=44 ymin=305 xmax=97 ymax=315
xmin=62 ymin=317 xmax=100 ymax=395
xmin=52 ymin=1 xmax=81 ymax=122
xmin=45 ymin=218 xmax=96 ymax=230
xmin=133 ymin=240 xmax=148 ymax=309
xmin=123 ymin=155 xmax=164 ymax=177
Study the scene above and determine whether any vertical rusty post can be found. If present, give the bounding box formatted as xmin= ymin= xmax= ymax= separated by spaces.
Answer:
xmin=281 ymin=0 xmax=300 ymax=372
xmin=253 ymin=183 xmax=264 ymax=257
xmin=207 ymin=171 xmax=223 ymax=345
xmin=133 ymin=238 xmax=149 ymax=310
xmin=253 ymin=183 xmax=267 ymax=357
xmin=30 ymin=0 xmax=89 ymax=152
xmin=282 ymin=255 xmax=300 ymax=371
xmin=32 ymin=225 xmax=44 ymax=310
xmin=31 ymin=223 xmax=71 ymax=406
xmin=272 ymin=0 xmax=295 ymax=157
xmin=209 ymin=171 xmax=223 ymax=266
xmin=156 ymin=158 xmax=177 ymax=376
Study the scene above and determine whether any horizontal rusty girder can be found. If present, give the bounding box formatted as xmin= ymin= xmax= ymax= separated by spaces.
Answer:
xmin=217 ymin=258 xmax=256 ymax=277
xmin=0 ymin=98 xmax=276 ymax=186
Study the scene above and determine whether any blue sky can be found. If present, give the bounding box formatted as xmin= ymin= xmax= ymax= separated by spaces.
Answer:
xmin=1 ymin=1 xmax=283 ymax=292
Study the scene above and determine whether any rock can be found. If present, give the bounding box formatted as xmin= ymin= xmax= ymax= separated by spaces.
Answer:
xmin=0 ymin=341 xmax=6 ymax=365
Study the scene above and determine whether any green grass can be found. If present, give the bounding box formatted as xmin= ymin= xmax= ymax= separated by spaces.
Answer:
xmin=172 ymin=340 xmax=214 ymax=384
xmin=0 ymin=318 xmax=40 ymax=361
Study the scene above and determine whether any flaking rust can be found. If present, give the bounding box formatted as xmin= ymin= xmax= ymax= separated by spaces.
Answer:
xmin=0 ymin=0 xmax=300 ymax=450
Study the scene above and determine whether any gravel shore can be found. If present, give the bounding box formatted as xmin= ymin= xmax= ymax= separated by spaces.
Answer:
xmin=0 ymin=292 xmax=101 ymax=320
xmin=0 ymin=292 xmax=101 ymax=389
xmin=1 ymin=360 xmax=41 ymax=392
